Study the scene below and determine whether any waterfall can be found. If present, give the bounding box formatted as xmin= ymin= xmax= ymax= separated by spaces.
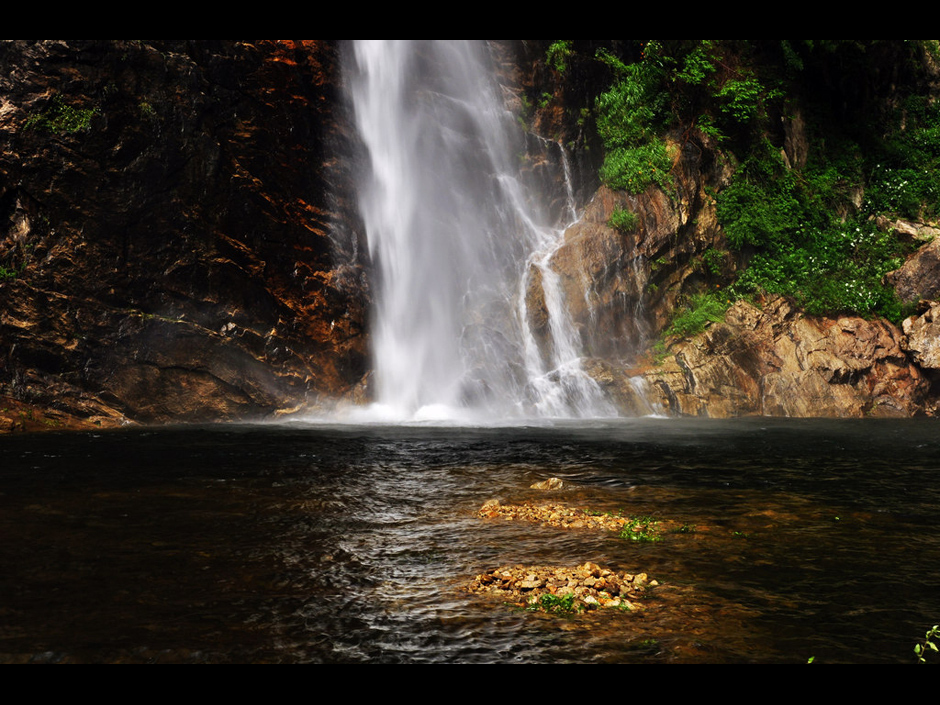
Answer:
xmin=345 ymin=40 xmax=615 ymax=422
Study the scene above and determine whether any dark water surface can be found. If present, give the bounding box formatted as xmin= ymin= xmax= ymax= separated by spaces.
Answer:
xmin=1 ymin=416 xmax=939 ymax=664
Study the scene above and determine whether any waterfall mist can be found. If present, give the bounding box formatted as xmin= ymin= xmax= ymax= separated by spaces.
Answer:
xmin=345 ymin=40 xmax=615 ymax=422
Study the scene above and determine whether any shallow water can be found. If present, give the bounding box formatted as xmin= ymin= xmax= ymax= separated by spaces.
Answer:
xmin=1 ymin=416 xmax=938 ymax=663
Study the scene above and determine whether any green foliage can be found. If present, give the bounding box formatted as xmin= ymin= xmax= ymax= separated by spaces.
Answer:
xmin=24 ymin=94 xmax=98 ymax=135
xmin=609 ymin=206 xmax=640 ymax=233
xmin=915 ymin=624 xmax=940 ymax=664
xmin=594 ymin=49 xmax=664 ymax=148
xmin=665 ymin=292 xmax=731 ymax=340
xmin=546 ymin=40 xmax=574 ymax=75
xmin=714 ymin=119 xmax=916 ymax=322
xmin=676 ymin=41 xmax=717 ymax=86
xmin=0 ymin=243 xmax=30 ymax=282
xmin=717 ymin=177 xmax=797 ymax=250
xmin=716 ymin=73 xmax=779 ymax=125
xmin=619 ymin=516 xmax=662 ymax=543
xmin=734 ymin=219 xmax=911 ymax=321
xmin=715 ymin=142 xmax=803 ymax=249
xmin=865 ymin=95 xmax=940 ymax=221
xmin=701 ymin=248 xmax=729 ymax=276
xmin=594 ymin=44 xmax=675 ymax=195
xmin=591 ymin=41 xmax=789 ymax=195
xmin=139 ymin=101 xmax=158 ymax=121
xmin=600 ymin=141 xmax=674 ymax=195
xmin=530 ymin=593 xmax=581 ymax=615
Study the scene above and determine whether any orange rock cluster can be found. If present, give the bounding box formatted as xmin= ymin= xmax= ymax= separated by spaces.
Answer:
xmin=471 ymin=499 xmax=665 ymax=613
xmin=479 ymin=499 xmax=635 ymax=533
xmin=467 ymin=561 xmax=659 ymax=612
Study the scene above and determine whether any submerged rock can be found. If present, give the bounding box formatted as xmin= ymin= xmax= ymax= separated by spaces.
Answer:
xmin=478 ymin=500 xmax=678 ymax=540
xmin=530 ymin=477 xmax=566 ymax=491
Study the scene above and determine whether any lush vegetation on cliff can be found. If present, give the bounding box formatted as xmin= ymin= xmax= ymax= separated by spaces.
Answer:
xmin=548 ymin=39 xmax=940 ymax=324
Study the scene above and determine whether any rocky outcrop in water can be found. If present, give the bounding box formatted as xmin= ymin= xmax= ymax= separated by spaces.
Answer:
xmin=467 ymin=562 xmax=660 ymax=613
xmin=636 ymin=297 xmax=929 ymax=418
xmin=601 ymin=218 xmax=940 ymax=419
xmin=0 ymin=40 xmax=369 ymax=428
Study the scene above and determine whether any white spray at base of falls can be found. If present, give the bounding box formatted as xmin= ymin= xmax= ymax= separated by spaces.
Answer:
xmin=346 ymin=40 xmax=617 ymax=422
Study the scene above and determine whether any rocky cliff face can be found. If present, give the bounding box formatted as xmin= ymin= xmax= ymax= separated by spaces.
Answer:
xmin=0 ymin=40 xmax=370 ymax=431
xmin=544 ymin=144 xmax=940 ymax=419
xmin=638 ymin=296 xmax=931 ymax=418
xmin=509 ymin=38 xmax=940 ymax=420
xmin=537 ymin=133 xmax=940 ymax=418
xmin=526 ymin=132 xmax=732 ymax=365
xmin=518 ymin=83 xmax=940 ymax=417
xmin=2 ymin=39 xmax=939 ymax=432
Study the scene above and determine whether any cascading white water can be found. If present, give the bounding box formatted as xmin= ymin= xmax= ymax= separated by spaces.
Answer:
xmin=346 ymin=39 xmax=615 ymax=422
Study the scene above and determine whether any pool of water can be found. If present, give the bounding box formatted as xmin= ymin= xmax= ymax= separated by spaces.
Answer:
xmin=1 ymin=416 xmax=938 ymax=663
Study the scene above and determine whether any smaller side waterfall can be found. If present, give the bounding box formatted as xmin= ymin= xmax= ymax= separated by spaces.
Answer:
xmin=345 ymin=40 xmax=615 ymax=422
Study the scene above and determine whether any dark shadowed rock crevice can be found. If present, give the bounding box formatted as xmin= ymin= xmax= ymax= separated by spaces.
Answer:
xmin=0 ymin=40 xmax=370 ymax=428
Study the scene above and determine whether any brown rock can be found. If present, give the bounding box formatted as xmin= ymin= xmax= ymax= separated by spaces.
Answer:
xmin=903 ymin=302 xmax=940 ymax=370
xmin=639 ymin=297 xmax=928 ymax=418
xmin=887 ymin=236 xmax=940 ymax=304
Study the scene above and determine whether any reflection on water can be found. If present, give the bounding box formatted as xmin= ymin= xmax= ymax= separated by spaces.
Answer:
xmin=1 ymin=417 xmax=939 ymax=663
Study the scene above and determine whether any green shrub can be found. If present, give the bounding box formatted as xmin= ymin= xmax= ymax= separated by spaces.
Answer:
xmin=594 ymin=45 xmax=675 ymax=195
xmin=599 ymin=141 xmax=673 ymax=195
xmin=717 ymin=74 xmax=778 ymax=125
xmin=665 ymin=293 xmax=731 ymax=339
xmin=676 ymin=40 xmax=717 ymax=86
xmin=0 ymin=246 xmax=29 ymax=281
xmin=864 ymin=97 xmax=940 ymax=220
xmin=608 ymin=206 xmax=640 ymax=232
xmin=546 ymin=40 xmax=574 ymax=75
xmin=530 ymin=593 xmax=581 ymax=614
xmin=24 ymin=95 xmax=98 ymax=134
xmin=594 ymin=53 xmax=663 ymax=148
xmin=915 ymin=624 xmax=940 ymax=664
xmin=732 ymin=219 xmax=911 ymax=321
xmin=714 ymin=130 xmax=913 ymax=322
xmin=715 ymin=142 xmax=804 ymax=249
xmin=701 ymin=248 xmax=729 ymax=276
